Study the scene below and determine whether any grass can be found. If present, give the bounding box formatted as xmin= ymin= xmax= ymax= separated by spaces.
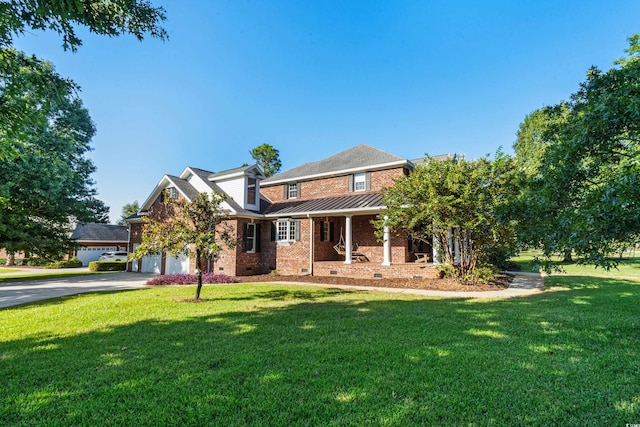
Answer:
xmin=0 ymin=270 xmax=106 ymax=285
xmin=511 ymin=251 xmax=640 ymax=279
xmin=0 ymin=268 xmax=18 ymax=273
xmin=1 ymin=278 xmax=639 ymax=425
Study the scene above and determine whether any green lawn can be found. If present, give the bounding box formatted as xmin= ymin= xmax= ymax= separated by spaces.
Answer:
xmin=0 ymin=268 xmax=18 ymax=273
xmin=511 ymin=251 xmax=640 ymax=279
xmin=1 ymin=279 xmax=639 ymax=425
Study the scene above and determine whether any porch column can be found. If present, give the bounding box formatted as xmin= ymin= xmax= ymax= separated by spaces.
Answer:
xmin=382 ymin=215 xmax=391 ymax=266
xmin=344 ymin=215 xmax=353 ymax=264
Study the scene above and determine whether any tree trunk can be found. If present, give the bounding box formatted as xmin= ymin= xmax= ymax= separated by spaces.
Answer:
xmin=562 ymin=249 xmax=573 ymax=263
xmin=195 ymin=248 xmax=203 ymax=300
xmin=6 ymin=253 xmax=15 ymax=266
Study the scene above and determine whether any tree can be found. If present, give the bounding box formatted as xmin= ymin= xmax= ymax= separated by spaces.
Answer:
xmin=0 ymin=55 xmax=109 ymax=261
xmin=0 ymin=0 xmax=167 ymax=160
xmin=513 ymin=36 xmax=640 ymax=269
xmin=250 ymin=143 xmax=282 ymax=177
xmin=0 ymin=0 xmax=167 ymax=51
xmin=131 ymin=192 xmax=235 ymax=300
xmin=117 ymin=201 xmax=140 ymax=225
xmin=377 ymin=153 xmax=518 ymax=283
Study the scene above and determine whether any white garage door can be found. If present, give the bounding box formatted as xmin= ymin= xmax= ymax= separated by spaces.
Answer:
xmin=166 ymin=253 xmax=190 ymax=274
xmin=76 ymin=246 xmax=116 ymax=266
xmin=141 ymin=254 xmax=162 ymax=273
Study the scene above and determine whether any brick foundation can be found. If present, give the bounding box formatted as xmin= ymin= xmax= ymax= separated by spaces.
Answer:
xmin=312 ymin=261 xmax=440 ymax=280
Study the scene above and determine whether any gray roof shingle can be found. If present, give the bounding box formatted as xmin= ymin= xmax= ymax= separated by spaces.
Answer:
xmin=262 ymin=144 xmax=406 ymax=184
xmin=71 ymin=223 xmax=128 ymax=242
xmin=166 ymin=175 xmax=200 ymax=201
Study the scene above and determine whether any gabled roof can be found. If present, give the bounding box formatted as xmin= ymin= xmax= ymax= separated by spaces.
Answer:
xmin=71 ymin=223 xmax=128 ymax=242
xmin=209 ymin=165 xmax=254 ymax=180
xmin=262 ymin=144 xmax=408 ymax=185
xmin=263 ymin=192 xmax=385 ymax=217
xmin=166 ymin=175 xmax=200 ymax=200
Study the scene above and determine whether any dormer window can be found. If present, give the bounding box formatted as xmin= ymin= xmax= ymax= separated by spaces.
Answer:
xmin=247 ymin=178 xmax=256 ymax=205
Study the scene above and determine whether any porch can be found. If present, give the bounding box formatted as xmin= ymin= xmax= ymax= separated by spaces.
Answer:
xmin=313 ymin=260 xmax=440 ymax=280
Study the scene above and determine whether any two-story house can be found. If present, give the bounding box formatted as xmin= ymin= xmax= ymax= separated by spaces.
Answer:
xmin=128 ymin=144 xmax=442 ymax=279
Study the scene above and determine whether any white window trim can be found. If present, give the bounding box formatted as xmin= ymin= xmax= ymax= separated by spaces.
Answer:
xmin=353 ymin=173 xmax=366 ymax=192
xmin=288 ymin=183 xmax=298 ymax=199
xmin=247 ymin=177 xmax=257 ymax=206
xmin=246 ymin=223 xmax=257 ymax=253
xmin=276 ymin=219 xmax=300 ymax=243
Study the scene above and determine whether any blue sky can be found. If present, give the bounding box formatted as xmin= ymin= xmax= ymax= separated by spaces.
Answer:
xmin=12 ymin=0 xmax=640 ymax=223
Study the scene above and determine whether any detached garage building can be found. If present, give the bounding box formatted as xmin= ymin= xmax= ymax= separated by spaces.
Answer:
xmin=70 ymin=223 xmax=128 ymax=267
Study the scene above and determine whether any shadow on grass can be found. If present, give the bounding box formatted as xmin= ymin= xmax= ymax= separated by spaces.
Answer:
xmin=1 ymin=279 xmax=639 ymax=425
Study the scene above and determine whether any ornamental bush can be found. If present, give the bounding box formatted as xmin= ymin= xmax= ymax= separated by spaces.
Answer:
xmin=146 ymin=273 xmax=239 ymax=286
xmin=44 ymin=257 xmax=83 ymax=269
xmin=88 ymin=261 xmax=127 ymax=272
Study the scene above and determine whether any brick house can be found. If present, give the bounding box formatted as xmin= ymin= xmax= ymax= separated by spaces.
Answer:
xmin=128 ymin=144 xmax=443 ymax=279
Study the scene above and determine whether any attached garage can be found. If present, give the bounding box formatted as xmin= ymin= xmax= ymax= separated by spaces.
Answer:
xmin=166 ymin=253 xmax=190 ymax=274
xmin=141 ymin=254 xmax=162 ymax=274
xmin=76 ymin=246 xmax=117 ymax=266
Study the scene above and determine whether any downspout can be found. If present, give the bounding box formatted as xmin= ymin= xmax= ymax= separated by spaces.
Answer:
xmin=308 ymin=214 xmax=313 ymax=276
xmin=126 ymin=225 xmax=131 ymax=272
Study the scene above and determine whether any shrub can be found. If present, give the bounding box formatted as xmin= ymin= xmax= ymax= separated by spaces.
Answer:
xmin=146 ymin=273 xmax=239 ymax=286
xmin=88 ymin=261 xmax=127 ymax=272
xmin=0 ymin=258 xmax=6 ymax=265
xmin=44 ymin=257 xmax=83 ymax=269
xmin=26 ymin=258 xmax=50 ymax=266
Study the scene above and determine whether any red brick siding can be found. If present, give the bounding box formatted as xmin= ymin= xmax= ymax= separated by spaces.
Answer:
xmin=262 ymin=167 xmax=407 ymax=202
xmin=313 ymin=262 xmax=440 ymax=280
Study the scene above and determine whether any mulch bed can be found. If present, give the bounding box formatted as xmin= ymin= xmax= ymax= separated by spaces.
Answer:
xmin=236 ymin=273 xmax=512 ymax=292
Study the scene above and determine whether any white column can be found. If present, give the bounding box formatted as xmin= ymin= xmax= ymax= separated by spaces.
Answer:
xmin=344 ymin=215 xmax=352 ymax=264
xmin=308 ymin=215 xmax=314 ymax=275
xmin=382 ymin=215 xmax=391 ymax=266
xmin=432 ymin=234 xmax=441 ymax=265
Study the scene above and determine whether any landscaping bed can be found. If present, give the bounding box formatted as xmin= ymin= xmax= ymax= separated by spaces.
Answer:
xmin=237 ymin=273 xmax=512 ymax=292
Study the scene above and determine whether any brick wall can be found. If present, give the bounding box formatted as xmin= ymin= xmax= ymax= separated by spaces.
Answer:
xmin=313 ymin=262 xmax=440 ymax=280
xmin=261 ymin=167 xmax=407 ymax=202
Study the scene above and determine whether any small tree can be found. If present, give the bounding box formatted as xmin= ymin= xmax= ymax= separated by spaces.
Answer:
xmin=377 ymin=153 xmax=517 ymax=283
xmin=131 ymin=192 xmax=234 ymax=299
xmin=250 ymin=143 xmax=282 ymax=177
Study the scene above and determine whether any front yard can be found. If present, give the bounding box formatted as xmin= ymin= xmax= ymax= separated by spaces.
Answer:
xmin=1 ymin=274 xmax=638 ymax=425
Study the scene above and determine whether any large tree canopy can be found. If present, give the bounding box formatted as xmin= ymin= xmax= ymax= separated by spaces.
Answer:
xmin=0 ymin=0 xmax=167 ymax=160
xmin=0 ymin=54 xmax=108 ymax=259
xmin=378 ymin=153 xmax=518 ymax=283
xmin=0 ymin=0 xmax=167 ymax=51
xmin=514 ymin=36 xmax=640 ymax=268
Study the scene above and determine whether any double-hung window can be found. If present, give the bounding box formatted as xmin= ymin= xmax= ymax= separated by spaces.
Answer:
xmin=276 ymin=219 xmax=300 ymax=242
xmin=245 ymin=223 xmax=257 ymax=253
xmin=247 ymin=178 xmax=257 ymax=205
xmin=287 ymin=183 xmax=298 ymax=199
xmin=353 ymin=173 xmax=366 ymax=191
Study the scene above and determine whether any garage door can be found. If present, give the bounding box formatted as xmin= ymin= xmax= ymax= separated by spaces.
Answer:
xmin=76 ymin=246 xmax=116 ymax=266
xmin=141 ymin=254 xmax=162 ymax=273
xmin=166 ymin=253 xmax=189 ymax=274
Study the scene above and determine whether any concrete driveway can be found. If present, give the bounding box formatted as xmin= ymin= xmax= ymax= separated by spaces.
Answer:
xmin=0 ymin=271 xmax=154 ymax=309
